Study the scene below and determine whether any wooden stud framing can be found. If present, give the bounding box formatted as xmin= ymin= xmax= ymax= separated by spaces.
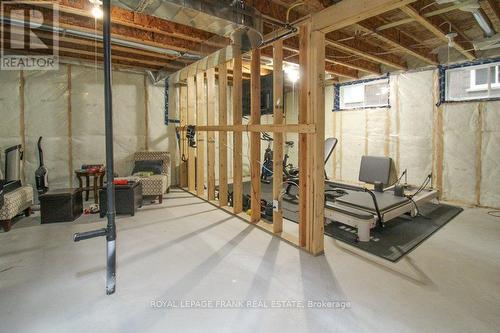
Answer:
xmin=232 ymin=54 xmax=243 ymax=213
xmin=179 ymin=85 xmax=188 ymax=188
xmin=207 ymin=67 xmax=216 ymax=201
xmin=312 ymin=0 xmax=417 ymax=33
xmin=144 ymin=75 xmax=149 ymax=151
xmin=400 ymin=5 xmax=475 ymax=60
xmin=250 ymin=48 xmax=261 ymax=223
xmin=67 ymin=65 xmax=73 ymax=188
xmin=298 ymin=23 xmax=311 ymax=247
xmin=196 ymin=72 xmax=207 ymax=197
xmin=308 ymin=30 xmax=326 ymax=255
xmin=218 ymin=62 xmax=229 ymax=207
xmin=187 ymin=76 xmax=196 ymax=193
xmin=272 ymin=40 xmax=284 ymax=234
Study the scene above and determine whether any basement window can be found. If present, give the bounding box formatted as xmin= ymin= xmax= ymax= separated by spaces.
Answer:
xmin=335 ymin=76 xmax=390 ymax=111
xmin=440 ymin=59 xmax=500 ymax=103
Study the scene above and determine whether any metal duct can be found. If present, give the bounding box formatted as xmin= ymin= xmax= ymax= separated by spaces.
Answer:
xmin=438 ymin=0 xmax=496 ymax=37
xmin=111 ymin=0 xmax=264 ymax=83
xmin=112 ymin=0 xmax=263 ymax=51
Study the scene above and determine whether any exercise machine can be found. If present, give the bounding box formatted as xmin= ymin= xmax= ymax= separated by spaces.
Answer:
xmin=260 ymin=133 xmax=273 ymax=184
xmin=260 ymin=133 xmax=299 ymax=184
xmin=35 ymin=137 xmax=49 ymax=195
xmin=284 ymin=137 xmax=338 ymax=198
xmin=324 ymin=156 xmax=438 ymax=242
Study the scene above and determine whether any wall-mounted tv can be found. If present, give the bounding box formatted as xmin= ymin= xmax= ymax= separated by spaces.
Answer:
xmin=242 ymin=73 xmax=274 ymax=117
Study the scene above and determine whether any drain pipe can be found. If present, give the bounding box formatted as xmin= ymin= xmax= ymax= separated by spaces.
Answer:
xmin=73 ymin=0 xmax=117 ymax=296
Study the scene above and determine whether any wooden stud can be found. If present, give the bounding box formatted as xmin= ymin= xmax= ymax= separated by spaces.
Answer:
xmin=250 ymin=48 xmax=261 ymax=223
xmin=19 ymin=70 xmax=26 ymax=183
xmin=207 ymin=67 xmax=216 ymax=201
xmin=218 ymin=62 xmax=229 ymax=207
xmin=475 ymin=103 xmax=484 ymax=205
xmin=232 ymin=54 xmax=243 ymax=213
xmin=196 ymin=72 xmax=206 ymax=197
xmin=308 ymin=30 xmax=326 ymax=255
xmin=187 ymin=76 xmax=196 ymax=193
xmin=67 ymin=65 xmax=73 ymax=188
xmin=179 ymin=85 xmax=188 ymax=188
xmin=272 ymin=40 xmax=284 ymax=234
xmin=144 ymin=75 xmax=149 ymax=151
xmin=298 ymin=23 xmax=311 ymax=248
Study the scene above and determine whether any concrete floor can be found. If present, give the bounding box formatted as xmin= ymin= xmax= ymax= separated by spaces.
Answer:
xmin=1 ymin=189 xmax=499 ymax=333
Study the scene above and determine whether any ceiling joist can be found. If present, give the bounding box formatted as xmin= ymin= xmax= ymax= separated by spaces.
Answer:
xmin=400 ymin=4 xmax=476 ymax=60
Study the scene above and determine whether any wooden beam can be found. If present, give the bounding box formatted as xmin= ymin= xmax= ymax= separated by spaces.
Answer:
xmin=187 ymin=76 xmax=197 ymax=193
xmin=312 ymin=0 xmax=417 ymax=33
xmin=207 ymin=67 xmax=216 ymax=201
xmin=325 ymin=47 xmax=381 ymax=75
xmin=218 ymin=62 xmax=229 ymax=207
xmin=196 ymin=72 xmax=207 ymax=197
xmin=179 ymin=85 xmax=188 ymax=188
xmin=273 ymin=40 xmax=284 ymax=234
xmin=250 ymin=48 xmax=261 ymax=223
xmin=232 ymin=54 xmax=244 ymax=214
xmin=176 ymin=124 xmax=316 ymax=133
xmin=400 ymin=5 xmax=475 ymax=60
xmin=326 ymin=31 xmax=407 ymax=70
xmin=357 ymin=18 xmax=438 ymax=65
xmin=486 ymin=0 xmax=500 ymax=21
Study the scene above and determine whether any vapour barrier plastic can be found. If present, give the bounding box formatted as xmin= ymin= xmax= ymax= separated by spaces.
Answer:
xmin=111 ymin=70 xmax=147 ymax=177
xmin=0 ymin=71 xmax=21 ymax=178
xmin=71 ymin=65 xmax=106 ymax=183
xmin=340 ymin=110 xmax=366 ymax=182
xmin=147 ymin=83 xmax=169 ymax=152
xmin=73 ymin=67 xmax=148 ymax=179
xmin=442 ymin=103 xmax=479 ymax=204
xmin=397 ymin=70 xmax=434 ymax=184
xmin=24 ymin=66 xmax=70 ymax=189
xmin=480 ymin=101 xmax=500 ymax=208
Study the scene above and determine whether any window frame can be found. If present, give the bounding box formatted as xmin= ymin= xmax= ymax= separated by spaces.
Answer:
xmin=334 ymin=75 xmax=391 ymax=111
xmin=438 ymin=58 xmax=500 ymax=105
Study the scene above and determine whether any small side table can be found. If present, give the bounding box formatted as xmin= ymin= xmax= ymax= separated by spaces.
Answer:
xmin=75 ymin=169 xmax=105 ymax=204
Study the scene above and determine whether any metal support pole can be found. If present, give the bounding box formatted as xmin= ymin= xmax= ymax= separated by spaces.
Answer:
xmin=103 ymin=0 xmax=116 ymax=295
xmin=73 ymin=0 xmax=116 ymax=295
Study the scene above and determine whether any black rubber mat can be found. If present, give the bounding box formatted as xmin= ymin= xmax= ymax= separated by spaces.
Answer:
xmin=226 ymin=181 xmax=462 ymax=262
xmin=324 ymin=203 xmax=463 ymax=262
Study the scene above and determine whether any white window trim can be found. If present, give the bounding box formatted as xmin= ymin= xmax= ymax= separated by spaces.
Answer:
xmin=468 ymin=65 xmax=499 ymax=92
xmin=339 ymin=78 xmax=390 ymax=110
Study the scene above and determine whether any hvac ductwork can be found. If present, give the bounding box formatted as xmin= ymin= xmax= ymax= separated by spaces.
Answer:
xmin=437 ymin=0 xmax=496 ymax=37
xmin=111 ymin=0 xmax=264 ymax=83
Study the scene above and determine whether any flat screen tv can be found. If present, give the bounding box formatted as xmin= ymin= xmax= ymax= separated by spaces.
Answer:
xmin=242 ymin=73 xmax=274 ymax=117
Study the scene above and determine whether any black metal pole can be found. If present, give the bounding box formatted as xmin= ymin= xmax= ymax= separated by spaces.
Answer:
xmin=73 ymin=0 xmax=116 ymax=296
xmin=102 ymin=0 xmax=116 ymax=295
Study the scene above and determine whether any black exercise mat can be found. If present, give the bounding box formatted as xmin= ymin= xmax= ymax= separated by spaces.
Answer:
xmin=324 ymin=203 xmax=463 ymax=262
xmin=225 ymin=181 xmax=462 ymax=262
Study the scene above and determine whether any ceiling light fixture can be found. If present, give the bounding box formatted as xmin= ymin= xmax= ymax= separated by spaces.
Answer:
xmin=89 ymin=0 xmax=103 ymax=19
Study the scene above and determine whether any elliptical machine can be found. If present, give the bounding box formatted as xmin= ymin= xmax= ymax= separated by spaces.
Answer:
xmin=35 ymin=136 xmax=49 ymax=195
